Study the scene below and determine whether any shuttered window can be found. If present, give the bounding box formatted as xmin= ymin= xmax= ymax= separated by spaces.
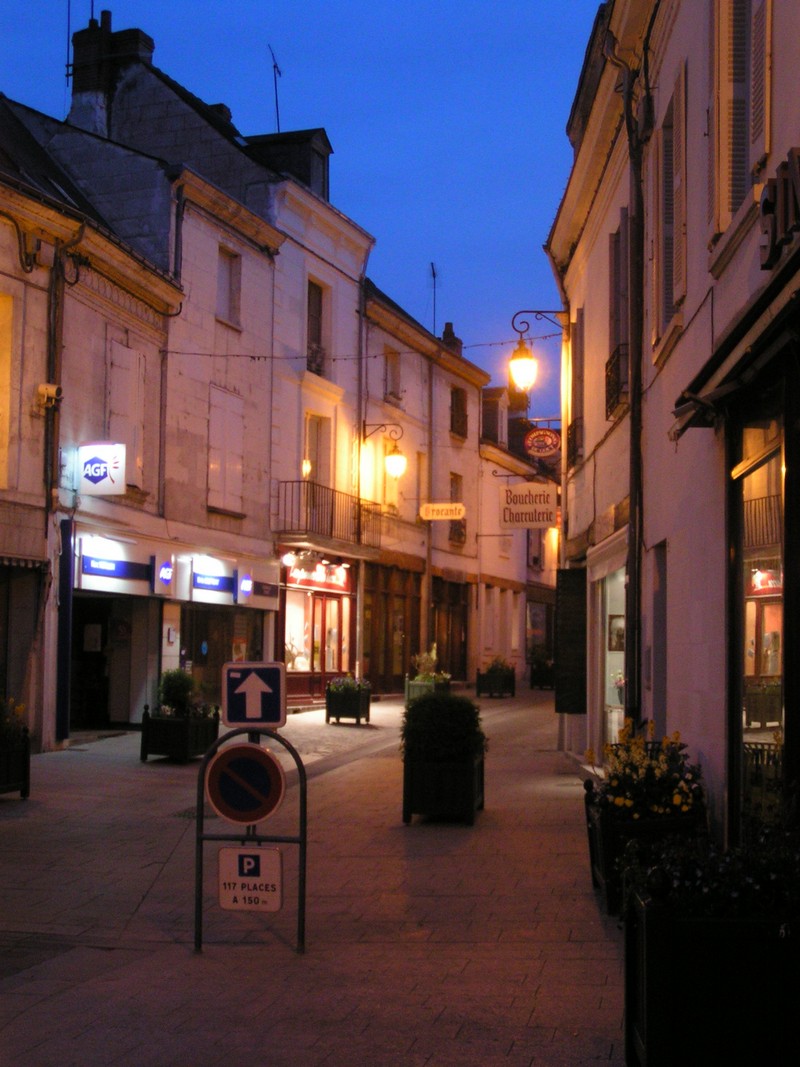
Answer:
xmin=208 ymin=385 xmax=243 ymax=513
xmin=109 ymin=341 xmax=145 ymax=489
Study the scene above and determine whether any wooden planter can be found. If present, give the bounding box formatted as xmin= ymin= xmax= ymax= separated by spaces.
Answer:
xmin=476 ymin=669 xmax=515 ymax=697
xmin=625 ymin=890 xmax=796 ymax=1065
xmin=584 ymin=781 xmax=706 ymax=915
xmin=404 ymin=678 xmax=450 ymax=705
xmin=0 ymin=729 xmax=30 ymax=798
xmin=325 ymin=687 xmax=371 ymax=724
xmin=140 ymin=707 xmax=220 ymax=762
xmin=402 ymin=754 xmax=484 ymax=825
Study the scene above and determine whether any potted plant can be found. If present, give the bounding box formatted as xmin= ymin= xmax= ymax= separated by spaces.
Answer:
xmin=583 ymin=718 xmax=706 ymax=914
xmin=476 ymin=655 xmax=516 ymax=697
xmin=529 ymin=649 xmax=554 ymax=689
xmin=624 ymin=828 xmax=799 ymax=1065
xmin=140 ymin=669 xmax=220 ymax=762
xmin=325 ymin=675 xmax=371 ymax=725
xmin=401 ymin=691 xmax=487 ymax=824
xmin=404 ymin=643 xmax=451 ymax=705
xmin=0 ymin=696 xmax=30 ymax=798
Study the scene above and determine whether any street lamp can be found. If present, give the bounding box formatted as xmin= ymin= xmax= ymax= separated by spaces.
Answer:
xmin=509 ymin=309 xmax=565 ymax=397
xmin=362 ymin=421 xmax=407 ymax=478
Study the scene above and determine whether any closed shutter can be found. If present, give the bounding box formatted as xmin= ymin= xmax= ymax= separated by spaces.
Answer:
xmin=672 ymin=62 xmax=687 ymax=305
xmin=555 ymin=568 xmax=587 ymax=715
xmin=749 ymin=0 xmax=771 ymax=176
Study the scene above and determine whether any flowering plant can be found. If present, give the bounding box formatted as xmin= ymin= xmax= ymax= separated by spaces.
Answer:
xmin=628 ymin=827 xmax=800 ymax=919
xmin=325 ymin=674 xmax=371 ymax=693
xmin=411 ymin=643 xmax=451 ymax=683
xmin=1 ymin=696 xmax=27 ymax=740
xmin=585 ymin=718 xmax=703 ymax=821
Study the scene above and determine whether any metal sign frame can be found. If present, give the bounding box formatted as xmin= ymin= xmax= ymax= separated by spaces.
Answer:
xmin=194 ymin=728 xmax=307 ymax=954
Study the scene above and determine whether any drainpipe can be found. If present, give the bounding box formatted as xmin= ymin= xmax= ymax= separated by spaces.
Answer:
xmin=604 ymin=5 xmax=658 ymax=725
xmin=355 ymin=244 xmax=373 ymax=680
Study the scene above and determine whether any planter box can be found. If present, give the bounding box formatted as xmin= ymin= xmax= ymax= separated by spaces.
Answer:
xmin=402 ymin=755 xmax=484 ymax=825
xmin=584 ymin=782 xmax=705 ymax=915
xmin=530 ymin=661 xmax=554 ymax=689
xmin=0 ymin=729 xmax=30 ymax=798
xmin=404 ymin=678 xmax=450 ymax=705
xmin=325 ymin=688 xmax=371 ymax=724
xmin=625 ymin=891 xmax=796 ymax=1065
xmin=476 ymin=669 xmax=515 ymax=697
xmin=140 ymin=708 xmax=219 ymax=762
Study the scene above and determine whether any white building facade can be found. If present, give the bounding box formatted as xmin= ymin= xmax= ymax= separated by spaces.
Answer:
xmin=548 ymin=0 xmax=796 ymax=840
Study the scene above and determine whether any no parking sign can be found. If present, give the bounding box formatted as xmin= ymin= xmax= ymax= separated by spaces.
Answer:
xmin=206 ymin=742 xmax=286 ymax=824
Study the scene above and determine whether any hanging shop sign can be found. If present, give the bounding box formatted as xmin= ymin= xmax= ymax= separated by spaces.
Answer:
xmin=498 ymin=483 xmax=558 ymax=529
xmin=524 ymin=427 xmax=561 ymax=459
xmin=748 ymin=566 xmax=783 ymax=596
xmin=77 ymin=442 xmax=126 ymax=496
xmin=760 ymin=146 xmax=800 ymax=270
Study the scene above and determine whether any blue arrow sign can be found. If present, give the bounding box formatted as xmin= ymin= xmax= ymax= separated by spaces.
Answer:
xmin=222 ymin=662 xmax=286 ymax=727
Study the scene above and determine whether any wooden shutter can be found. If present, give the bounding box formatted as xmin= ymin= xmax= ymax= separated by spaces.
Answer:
xmin=672 ymin=62 xmax=687 ymax=305
xmin=109 ymin=341 xmax=144 ymax=488
xmin=555 ymin=568 xmax=587 ymax=715
xmin=749 ymin=0 xmax=771 ymax=176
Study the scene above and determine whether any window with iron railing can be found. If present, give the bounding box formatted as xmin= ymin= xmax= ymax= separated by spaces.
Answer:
xmin=567 ymin=417 xmax=584 ymax=469
xmin=605 ymin=343 xmax=629 ymax=419
xmin=449 ymin=518 xmax=467 ymax=544
xmin=307 ymin=280 xmax=326 ymax=375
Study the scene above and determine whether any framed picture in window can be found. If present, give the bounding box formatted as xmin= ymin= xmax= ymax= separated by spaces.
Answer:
xmin=608 ymin=615 xmax=625 ymax=652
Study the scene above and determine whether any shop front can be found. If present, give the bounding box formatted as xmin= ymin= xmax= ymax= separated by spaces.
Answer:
xmin=280 ymin=554 xmax=356 ymax=701
xmin=363 ymin=559 xmax=422 ymax=694
xmin=64 ymin=525 xmax=278 ymax=733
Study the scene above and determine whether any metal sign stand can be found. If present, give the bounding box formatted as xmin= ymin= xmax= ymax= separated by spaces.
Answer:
xmin=194 ymin=727 xmax=307 ymax=954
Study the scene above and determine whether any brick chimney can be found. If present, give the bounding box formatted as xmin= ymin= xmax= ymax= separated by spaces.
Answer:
xmin=69 ymin=10 xmax=155 ymax=136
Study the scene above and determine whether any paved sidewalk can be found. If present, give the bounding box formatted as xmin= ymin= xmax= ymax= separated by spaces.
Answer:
xmin=0 ymin=690 xmax=624 ymax=1066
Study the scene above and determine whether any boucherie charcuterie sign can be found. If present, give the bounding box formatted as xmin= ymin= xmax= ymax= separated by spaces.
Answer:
xmin=498 ymin=483 xmax=558 ymax=529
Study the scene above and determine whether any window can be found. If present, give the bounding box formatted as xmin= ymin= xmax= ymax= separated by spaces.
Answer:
xmin=208 ymin=385 xmax=243 ymax=513
xmin=304 ymin=413 xmax=331 ymax=486
xmin=733 ymin=388 xmax=784 ymax=835
xmin=708 ymin=0 xmax=772 ymax=237
xmin=384 ymin=346 xmax=401 ymax=401
xmin=109 ymin=341 xmax=145 ymax=489
xmin=307 ymin=280 xmax=325 ymax=375
xmin=652 ymin=63 xmax=686 ymax=344
xmin=449 ymin=471 xmax=466 ymax=543
xmin=607 ymin=209 xmax=629 ymax=419
xmin=216 ymin=247 xmax=241 ymax=326
xmin=450 ymin=387 xmax=468 ymax=437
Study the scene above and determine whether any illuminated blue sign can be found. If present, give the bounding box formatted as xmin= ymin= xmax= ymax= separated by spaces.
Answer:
xmin=193 ymin=573 xmax=235 ymax=593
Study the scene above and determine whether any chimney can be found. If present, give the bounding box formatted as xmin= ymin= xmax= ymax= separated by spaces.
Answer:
xmin=441 ymin=322 xmax=463 ymax=356
xmin=69 ymin=10 xmax=155 ymax=136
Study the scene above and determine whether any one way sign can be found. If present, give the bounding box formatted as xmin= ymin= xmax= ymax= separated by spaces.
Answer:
xmin=222 ymin=662 xmax=286 ymax=728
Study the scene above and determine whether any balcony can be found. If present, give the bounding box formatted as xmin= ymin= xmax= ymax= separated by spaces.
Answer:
xmin=605 ymin=343 xmax=629 ymax=419
xmin=449 ymin=518 xmax=467 ymax=545
xmin=306 ymin=342 xmax=326 ymax=376
xmin=276 ymin=481 xmax=381 ymax=548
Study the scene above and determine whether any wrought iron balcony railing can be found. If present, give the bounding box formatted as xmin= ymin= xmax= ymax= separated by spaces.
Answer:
xmin=605 ymin=343 xmax=629 ymax=419
xmin=449 ymin=517 xmax=467 ymax=544
xmin=276 ymin=481 xmax=382 ymax=548
xmin=306 ymin=342 xmax=326 ymax=376
xmin=567 ymin=417 xmax=584 ymax=469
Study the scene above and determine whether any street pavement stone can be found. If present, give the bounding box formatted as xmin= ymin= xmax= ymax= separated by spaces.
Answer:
xmin=0 ymin=690 xmax=625 ymax=1066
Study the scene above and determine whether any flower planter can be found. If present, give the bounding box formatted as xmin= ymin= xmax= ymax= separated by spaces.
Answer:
xmin=404 ymin=678 xmax=450 ymax=705
xmin=325 ymin=687 xmax=371 ymax=724
xmin=140 ymin=707 xmax=220 ymax=762
xmin=402 ymin=754 xmax=484 ymax=825
xmin=584 ymin=781 xmax=706 ymax=915
xmin=476 ymin=668 xmax=515 ymax=697
xmin=0 ymin=729 xmax=30 ymax=798
xmin=625 ymin=890 xmax=796 ymax=1065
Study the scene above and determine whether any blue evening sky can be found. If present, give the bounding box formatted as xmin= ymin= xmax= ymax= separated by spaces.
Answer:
xmin=2 ymin=1 xmax=601 ymax=417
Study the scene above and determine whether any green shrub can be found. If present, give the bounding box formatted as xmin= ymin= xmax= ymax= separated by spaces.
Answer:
xmin=401 ymin=692 xmax=488 ymax=763
xmin=157 ymin=669 xmax=196 ymax=715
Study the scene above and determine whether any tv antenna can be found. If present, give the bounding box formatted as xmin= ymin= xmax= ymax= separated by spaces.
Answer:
xmin=269 ymin=45 xmax=282 ymax=132
xmin=431 ymin=262 xmax=437 ymax=336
